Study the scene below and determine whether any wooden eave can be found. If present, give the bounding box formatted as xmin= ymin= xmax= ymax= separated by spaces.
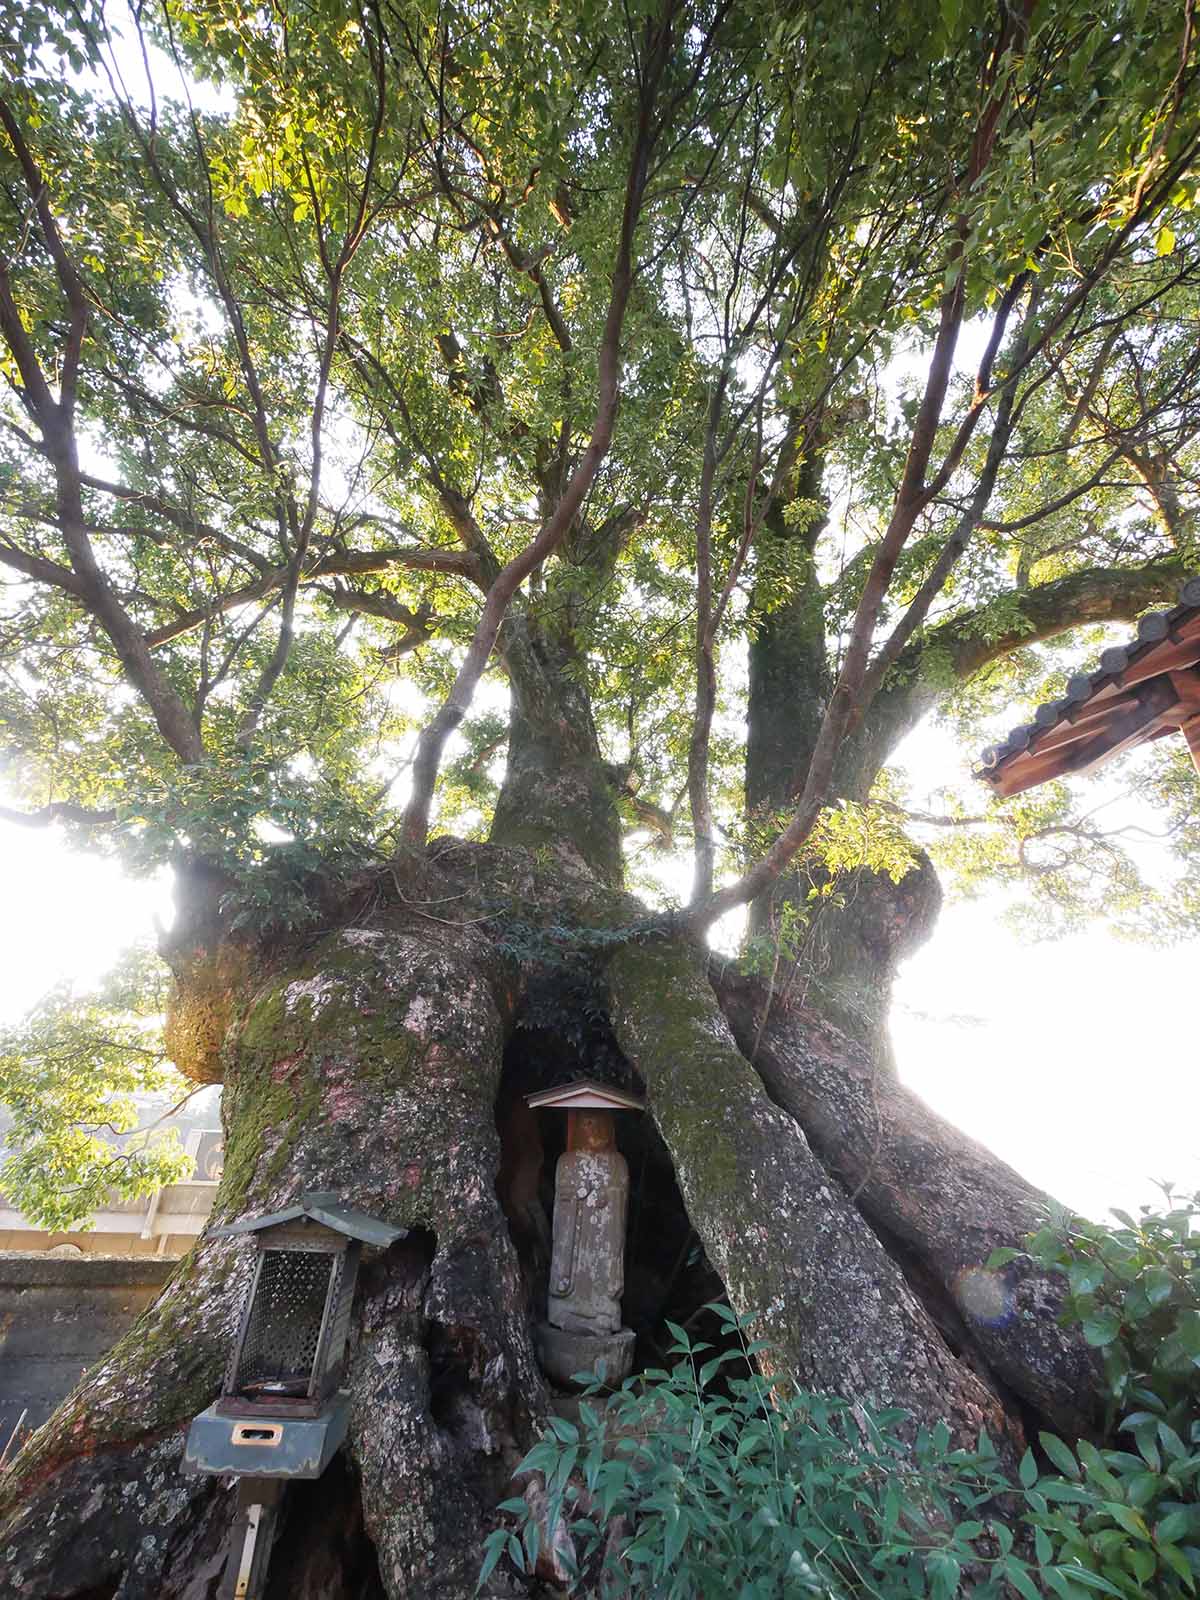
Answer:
xmin=978 ymin=577 xmax=1200 ymax=797
xmin=526 ymin=1079 xmax=645 ymax=1112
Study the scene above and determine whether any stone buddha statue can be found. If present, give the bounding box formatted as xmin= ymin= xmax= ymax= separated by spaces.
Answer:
xmin=526 ymin=1080 xmax=642 ymax=1387
xmin=547 ymin=1110 xmax=629 ymax=1337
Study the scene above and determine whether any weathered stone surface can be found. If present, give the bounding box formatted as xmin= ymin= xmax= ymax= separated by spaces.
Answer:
xmin=0 ymin=1252 xmax=178 ymax=1288
xmin=547 ymin=1118 xmax=628 ymax=1338
xmin=0 ymin=1253 xmax=176 ymax=1440
xmin=535 ymin=1324 xmax=635 ymax=1389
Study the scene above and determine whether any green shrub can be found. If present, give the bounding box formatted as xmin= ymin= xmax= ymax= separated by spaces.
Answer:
xmin=1008 ymin=1189 xmax=1200 ymax=1598
xmin=482 ymin=1191 xmax=1200 ymax=1599
xmin=1017 ymin=1190 xmax=1200 ymax=1434
xmin=483 ymin=1309 xmax=1026 ymax=1598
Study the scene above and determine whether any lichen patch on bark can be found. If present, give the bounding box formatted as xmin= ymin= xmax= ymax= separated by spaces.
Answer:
xmin=0 ymin=910 xmax=544 ymax=1599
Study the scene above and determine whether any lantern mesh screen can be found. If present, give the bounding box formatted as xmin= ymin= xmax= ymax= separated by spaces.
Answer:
xmin=234 ymin=1250 xmax=336 ymax=1396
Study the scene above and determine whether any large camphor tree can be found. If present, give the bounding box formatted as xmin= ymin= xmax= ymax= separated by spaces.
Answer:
xmin=1 ymin=0 xmax=1198 ymax=1592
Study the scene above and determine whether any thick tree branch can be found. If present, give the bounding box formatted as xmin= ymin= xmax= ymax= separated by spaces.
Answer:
xmin=0 ymin=802 xmax=117 ymax=830
xmin=858 ymin=285 xmax=1045 ymax=706
xmin=831 ymin=560 xmax=1195 ymax=802
xmin=935 ymin=559 xmax=1192 ymax=684
xmin=0 ymin=541 xmax=85 ymax=596
xmin=319 ymin=584 xmax=435 ymax=651
xmin=400 ymin=4 xmax=677 ymax=845
xmin=0 ymin=101 xmax=204 ymax=764
xmin=142 ymin=546 xmax=474 ymax=649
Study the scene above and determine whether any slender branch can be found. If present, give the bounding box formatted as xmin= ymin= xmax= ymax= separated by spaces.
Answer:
xmin=0 ymin=101 xmax=91 ymax=414
xmin=341 ymin=335 xmax=499 ymax=573
xmin=230 ymin=4 xmax=391 ymax=751
xmin=687 ymin=367 xmax=730 ymax=903
xmin=684 ymin=1 xmax=1050 ymax=930
xmin=486 ymin=210 xmax=574 ymax=353
xmin=859 ymin=286 xmax=1045 ymax=704
xmin=77 ymin=474 xmax=273 ymax=575
xmin=143 ymin=546 xmax=474 ymax=649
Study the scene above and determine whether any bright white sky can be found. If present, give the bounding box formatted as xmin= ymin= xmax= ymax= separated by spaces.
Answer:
xmin=895 ymin=903 xmax=1200 ymax=1222
xmin=892 ymin=720 xmax=1200 ymax=1223
xmin=1 ymin=727 xmax=1196 ymax=1226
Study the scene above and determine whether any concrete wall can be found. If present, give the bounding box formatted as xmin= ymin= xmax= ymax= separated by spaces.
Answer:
xmin=0 ymin=1252 xmax=178 ymax=1450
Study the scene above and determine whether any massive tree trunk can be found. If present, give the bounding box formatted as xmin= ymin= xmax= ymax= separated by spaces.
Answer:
xmin=0 ymin=636 xmax=1102 ymax=1597
xmin=715 ymin=968 xmax=1104 ymax=1440
xmin=608 ymin=940 xmax=1021 ymax=1459
xmin=490 ymin=607 xmax=622 ymax=886
xmin=0 ymin=893 xmax=543 ymax=1599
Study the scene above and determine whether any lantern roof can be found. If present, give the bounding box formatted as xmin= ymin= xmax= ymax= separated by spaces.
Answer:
xmin=977 ymin=575 xmax=1200 ymax=797
xmin=212 ymin=1191 xmax=406 ymax=1249
xmin=526 ymin=1078 xmax=645 ymax=1112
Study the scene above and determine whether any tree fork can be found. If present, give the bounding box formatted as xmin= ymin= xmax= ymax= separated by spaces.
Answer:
xmin=400 ymin=6 xmax=672 ymax=849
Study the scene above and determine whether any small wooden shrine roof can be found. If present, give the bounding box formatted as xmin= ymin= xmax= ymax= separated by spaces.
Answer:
xmin=978 ymin=576 xmax=1200 ymax=797
xmin=526 ymin=1079 xmax=645 ymax=1112
xmin=213 ymin=1191 xmax=406 ymax=1249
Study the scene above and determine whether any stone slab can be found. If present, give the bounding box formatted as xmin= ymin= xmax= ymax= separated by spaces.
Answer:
xmin=535 ymin=1322 xmax=635 ymax=1389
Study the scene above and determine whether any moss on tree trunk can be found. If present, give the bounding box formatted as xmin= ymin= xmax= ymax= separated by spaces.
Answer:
xmin=0 ymin=843 xmax=1104 ymax=1596
xmin=607 ymin=938 xmax=1022 ymax=1458
xmin=0 ymin=913 xmax=542 ymax=1600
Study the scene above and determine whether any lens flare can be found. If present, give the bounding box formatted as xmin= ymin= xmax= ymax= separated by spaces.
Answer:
xmin=954 ymin=1266 xmax=1011 ymax=1327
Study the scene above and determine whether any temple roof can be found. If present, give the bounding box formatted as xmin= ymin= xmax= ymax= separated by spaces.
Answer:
xmin=978 ymin=575 xmax=1200 ymax=797
xmin=526 ymin=1079 xmax=645 ymax=1111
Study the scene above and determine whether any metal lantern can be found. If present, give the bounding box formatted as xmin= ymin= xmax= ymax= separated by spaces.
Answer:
xmin=184 ymin=1192 xmax=404 ymax=1482
xmin=184 ymin=1194 xmax=405 ymax=1600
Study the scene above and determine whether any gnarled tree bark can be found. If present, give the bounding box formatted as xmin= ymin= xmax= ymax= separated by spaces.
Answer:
xmin=0 ymin=552 xmax=1121 ymax=1594
xmin=0 ymin=914 xmax=541 ymax=1599
xmin=715 ymin=968 xmax=1104 ymax=1440
xmin=608 ymin=938 xmax=1022 ymax=1458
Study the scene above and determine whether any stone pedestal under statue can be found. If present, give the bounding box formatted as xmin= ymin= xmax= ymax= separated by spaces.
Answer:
xmin=526 ymin=1080 xmax=643 ymax=1388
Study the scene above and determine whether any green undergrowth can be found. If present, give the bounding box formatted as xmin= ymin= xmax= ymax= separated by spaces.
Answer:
xmin=483 ymin=1192 xmax=1200 ymax=1599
